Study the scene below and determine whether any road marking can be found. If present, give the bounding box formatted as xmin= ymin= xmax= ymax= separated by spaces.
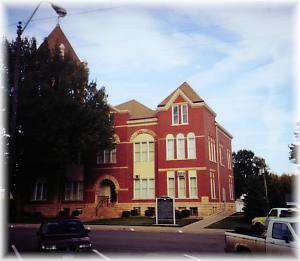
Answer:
xmin=183 ymin=254 xmax=201 ymax=261
xmin=178 ymin=230 xmax=183 ymax=233
xmin=92 ymin=249 xmax=111 ymax=261
xmin=11 ymin=245 xmax=22 ymax=260
xmin=130 ymin=228 xmax=135 ymax=231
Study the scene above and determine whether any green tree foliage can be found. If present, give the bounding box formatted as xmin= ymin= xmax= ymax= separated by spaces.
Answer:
xmin=232 ymin=150 xmax=265 ymax=199
xmin=233 ymin=149 xmax=296 ymax=221
xmin=243 ymin=175 xmax=269 ymax=222
xmin=5 ymin=37 xmax=114 ymax=198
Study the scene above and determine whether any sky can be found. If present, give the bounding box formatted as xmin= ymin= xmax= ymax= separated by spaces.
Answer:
xmin=2 ymin=1 xmax=298 ymax=174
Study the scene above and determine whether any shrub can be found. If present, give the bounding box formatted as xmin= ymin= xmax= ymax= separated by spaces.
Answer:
xmin=145 ymin=209 xmax=155 ymax=217
xmin=130 ymin=209 xmax=138 ymax=216
xmin=181 ymin=209 xmax=191 ymax=218
xmin=71 ymin=210 xmax=81 ymax=217
xmin=175 ymin=210 xmax=182 ymax=219
xmin=122 ymin=211 xmax=131 ymax=217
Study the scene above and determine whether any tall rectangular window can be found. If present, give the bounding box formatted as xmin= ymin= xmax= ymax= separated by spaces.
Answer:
xmin=148 ymin=179 xmax=155 ymax=198
xmin=177 ymin=135 xmax=185 ymax=159
xmin=189 ymin=170 xmax=197 ymax=198
xmin=172 ymin=105 xmax=179 ymax=125
xmin=134 ymin=143 xmax=140 ymax=162
xmin=141 ymin=142 xmax=148 ymax=162
xmin=134 ymin=179 xmax=140 ymax=199
xmin=97 ymin=149 xmax=117 ymax=164
xmin=167 ymin=171 xmax=175 ymax=198
xmin=181 ymin=104 xmax=188 ymax=124
xmin=134 ymin=178 xmax=155 ymax=199
xmin=64 ymin=182 xmax=83 ymax=201
xmin=111 ymin=149 xmax=116 ymax=163
xmin=178 ymin=172 xmax=186 ymax=198
xmin=31 ymin=180 xmax=47 ymax=201
xmin=227 ymin=149 xmax=232 ymax=169
xmin=166 ymin=136 xmax=174 ymax=160
xmin=149 ymin=142 xmax=154 ymax=161
xmin=210 ymin=172 xmax=216 ymax=199
xmin=219 ymin=144 xmax=223 ymax=166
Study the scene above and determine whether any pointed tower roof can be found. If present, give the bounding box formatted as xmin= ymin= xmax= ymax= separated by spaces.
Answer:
xmin=158 ymin=82 xmax=204 ymax=107
xmin=115 ymin=99 xmax=156 ymax=120
xmin=40 ymin=24 xmax=81 ymax=64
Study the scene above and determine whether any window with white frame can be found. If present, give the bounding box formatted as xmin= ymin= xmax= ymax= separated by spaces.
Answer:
xmin=134 ymin=141 xmax=154 ymax=162
xmin=176 ymin=133 xmax=185 ymax=159
xmin=97 ymin=149 xmax=117 ymax=164
xmin=208 ymin=137 xmax=216 ymax=162
xmin=229 ymin=176 xmax=234 ymax=200
xmin=219 ymin=144 xmax=224 ymax=166
xmin=177 ymin=171 xmax=186 ymax=198
xmin=187 ymin=132 xmax=196 ymax=159
xmin=172 ymin=104 xmax=179 ymax=125
xmin=166 ymin=134 xmax=175 ymax=160
xmin=210 ymin=172 xmax=216 ymax=199
xmin=31 ymin=179 xmax=47 ymax=201
xmin=64 ymin=181 xmax=83 ymax=201
xmin=133 ymin=178 xmax=155 ymax=199
xmin=227 ymin=149 xmax=232 ymax=169
xmin=188 ymin=170 xmax=197 ymax=198
xmin=167 ymin=171 xmax=175 ymax=198
xmin=181 ymin=104 xmax=188 ymax=124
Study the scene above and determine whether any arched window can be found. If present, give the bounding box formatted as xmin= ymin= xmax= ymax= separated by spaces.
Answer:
xmin=176 ymin=133 xmax=185 ymax=159
xmin=166 ymin=134 xmax=174 ymax=160
xmin=187 ymin=132 xmax=196 ymax=159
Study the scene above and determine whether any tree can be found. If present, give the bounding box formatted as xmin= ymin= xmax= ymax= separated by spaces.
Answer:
xmin=5 ymin=37 xmax=114 ymax=203
xmin=232 ymin=150 xmax=266 ymax=199
xmin=243 ymin=174 xmax=269 ymax=221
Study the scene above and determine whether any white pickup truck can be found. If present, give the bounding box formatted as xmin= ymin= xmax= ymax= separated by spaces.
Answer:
xmin=225 ymin=218 xmax=298 ymax=254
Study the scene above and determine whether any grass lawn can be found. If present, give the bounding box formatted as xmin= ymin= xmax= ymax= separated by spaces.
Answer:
xmin=84 ymin=216 xmax=201 ymax=227
xmin=205 ymin=212 xmax=251 ymax=230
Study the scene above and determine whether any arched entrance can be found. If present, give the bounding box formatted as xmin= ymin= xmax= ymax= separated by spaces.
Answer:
xmin=99 ymin=179 xmax=117 ymax=204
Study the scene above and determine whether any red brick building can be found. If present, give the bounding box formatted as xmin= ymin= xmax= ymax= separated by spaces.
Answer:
xmin=23 ymin=26 xmax=235 ymax=219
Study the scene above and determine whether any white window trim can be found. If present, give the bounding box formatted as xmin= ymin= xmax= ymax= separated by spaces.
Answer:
xmin=167 ymin=171 xmax=175 ymax=198
xmin=166 ymin=134 xmax=174 ymax=160
xmin=133 ymin=178 xmax=155 ymax=199
xmin=210 ymin=172 xmax=216 ymax=199
xmin=176 ymin=133 xmax=185 ymax=159
xmin=187 ymin=132 xmax=196 ymax=159
xmin=181 ymin=103 xmax=188 ymax=124
xmin=64 ymin=181 xmax=83 ymax=201
xmin=134 ymin=141 xmax=154 ymax=163
xmin=177 ymin=171 xmax=186 ymax=198
xmin=188 ymin=170 xmax=198 ymax=198
xmin=172 ymin=104 xmax=179 ymax=125
xmin=32 ymin=180 xmax=47 ymax=201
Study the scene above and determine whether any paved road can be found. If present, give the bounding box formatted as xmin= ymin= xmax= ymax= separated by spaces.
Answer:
xmin=8 ymin=227 xmax=226 ymax=259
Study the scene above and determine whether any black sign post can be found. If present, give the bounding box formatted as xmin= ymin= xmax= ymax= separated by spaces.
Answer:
xmin=156 ymin=196 xmax=175 ymax=225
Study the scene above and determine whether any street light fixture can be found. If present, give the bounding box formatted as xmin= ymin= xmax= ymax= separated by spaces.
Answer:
xmin=259 ymin=168 xmax=269 ymax=208
xmin=10 ymin=1 xmax=67 ymax=212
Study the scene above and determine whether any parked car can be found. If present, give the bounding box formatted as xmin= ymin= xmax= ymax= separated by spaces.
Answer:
xmin=37 ymin=217 xmax=92 ymax=252
xmin=251 ymin=208 xmax=298 ymax=232
xmin=225 ymin=218 xmax=298 ymax=254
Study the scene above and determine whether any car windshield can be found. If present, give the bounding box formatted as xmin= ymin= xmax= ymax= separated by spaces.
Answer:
xmin=291 ymin=223 xmax=298 ymax=235
xmin=44 ymin=220 xmax=85 ymax=235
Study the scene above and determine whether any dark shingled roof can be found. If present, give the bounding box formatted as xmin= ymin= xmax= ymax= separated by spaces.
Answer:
xmin=114 ymin=99 xmax=157 ymax=120
xmin=158 ymin=82 xmax=204 ymax=107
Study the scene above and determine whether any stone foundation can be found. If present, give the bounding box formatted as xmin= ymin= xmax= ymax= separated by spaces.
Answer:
xmin=23 ymin=201 xmax=235 ymax=220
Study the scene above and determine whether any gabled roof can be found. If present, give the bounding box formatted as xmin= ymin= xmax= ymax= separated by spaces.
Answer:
xmin=158 ymin=82 xmax=204 ymax=107
xmin=114 ymin=99 xmax=156 ymax=120
xmin=39 ymin=24 xmax=81 ymax=64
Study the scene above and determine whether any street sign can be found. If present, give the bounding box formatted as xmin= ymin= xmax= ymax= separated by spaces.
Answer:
xmin=156 ymin=196 xmax=175 ymax=225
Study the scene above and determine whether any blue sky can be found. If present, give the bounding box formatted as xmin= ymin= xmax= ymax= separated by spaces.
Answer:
xmin=2 ymin=1 xmax=297 ymax=174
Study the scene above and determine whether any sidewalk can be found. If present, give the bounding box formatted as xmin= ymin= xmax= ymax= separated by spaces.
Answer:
xmin=9 ymin=210 xmax=234 ymax=234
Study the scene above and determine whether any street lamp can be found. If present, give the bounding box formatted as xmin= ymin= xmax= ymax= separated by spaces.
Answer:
xmin=10 ymin=1 xmax=67 ymax=212
xmin=259 ymin=168 xmax=269 ymax=208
